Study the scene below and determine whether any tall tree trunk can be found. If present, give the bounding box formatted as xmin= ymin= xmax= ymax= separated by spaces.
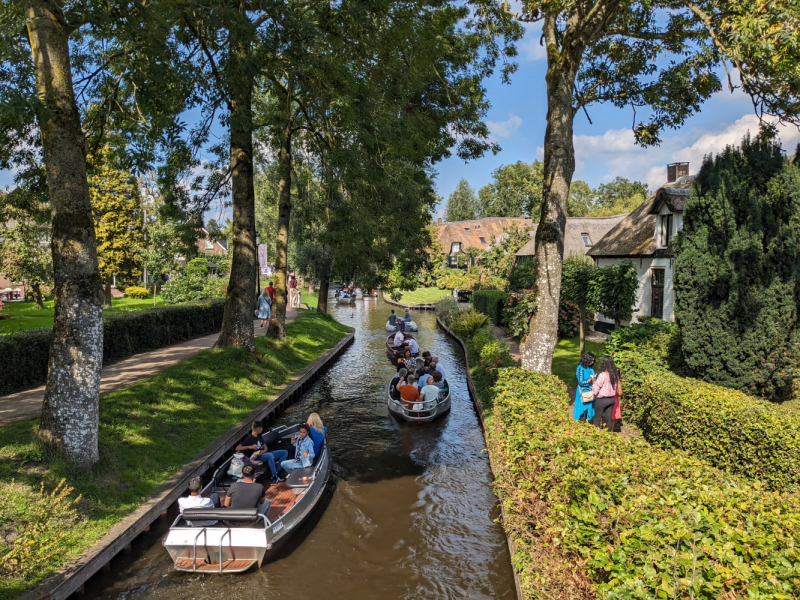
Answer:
xmin=104 ymin=277 xmax=112 ymax=308
xmin=27 ymin=0 xmax=103 ymax=467
xmin=317 ymin=273 xmax=329 ymax=314
xmin=267 ymin=120 xmax=292 ymax=339
xmin=32 ymin=282 xmax=44 ymax=310
xmin=520 ymin=47 xmax=577 ymax=373
xmin=216 ymin=36 xmax=256 ymax=350
xmin=153 ymin=282 xmax=157 ymax=307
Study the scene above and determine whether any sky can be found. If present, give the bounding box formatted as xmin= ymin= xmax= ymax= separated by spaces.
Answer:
xmin=431 ymin=22 xmax=800 ymax=218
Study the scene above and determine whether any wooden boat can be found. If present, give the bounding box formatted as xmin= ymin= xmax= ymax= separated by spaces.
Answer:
xmin=386 ymin=334 xmax=420 ymax=358
xmin=387 ymin=379 xmax=451 ymax=422
xmin=385 ymin=320 xmax=418 ymax=332
xmin=162 ymin=423 xmax=330 ymax=573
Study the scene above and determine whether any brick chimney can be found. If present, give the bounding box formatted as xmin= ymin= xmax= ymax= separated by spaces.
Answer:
xmin=667 ymin=162 xmax=690 ymax=183
xmin=437 ymin=217 xmax=443 ymax=225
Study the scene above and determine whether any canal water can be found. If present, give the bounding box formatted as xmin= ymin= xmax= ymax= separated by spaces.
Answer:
xmin=89 ymin=296 xmax=515 ymax=599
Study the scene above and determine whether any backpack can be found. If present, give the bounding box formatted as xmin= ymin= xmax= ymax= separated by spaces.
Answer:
xmin=227 ymin=453 xmax=245 ymax=479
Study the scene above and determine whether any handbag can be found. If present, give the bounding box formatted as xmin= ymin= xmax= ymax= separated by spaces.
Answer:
xmin=227 ymin=453 xmax=245 ymax=479
xmin=580 ymin=388 xmax=594 ymax=404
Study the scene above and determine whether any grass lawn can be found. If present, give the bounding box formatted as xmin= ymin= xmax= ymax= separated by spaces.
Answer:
xmin=551 ymin=337 xmax=606 ymax=388
xmin=0 ymin=297 xmax=165 ymax=334
xmin=301 ymin=288 xmax=318 ymax=309
xmin=0 ymin=310 xmax=349 ymax=599
xmin=395 ymin=287 xmax=451 ymax=305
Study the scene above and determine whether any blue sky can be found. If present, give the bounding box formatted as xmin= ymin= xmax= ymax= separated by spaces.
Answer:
xmin=432 ymin=22 xmax=800 ymax=217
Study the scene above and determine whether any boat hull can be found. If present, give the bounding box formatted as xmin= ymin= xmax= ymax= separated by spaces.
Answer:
xmin=387 ymin=385 xmax=451 ymax=422
xmin=385 ymin=320 xmax=418 ymax=332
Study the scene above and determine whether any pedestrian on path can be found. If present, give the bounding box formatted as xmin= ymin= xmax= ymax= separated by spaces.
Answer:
xmin=574 ymin=352 xmax=596 ymax=421
xmin=257 ymin=287 xmax=272 ymax=328
xmin=266 ymin=281 xmax=275 ymax=303
xmin=591 ymin=357 xmax=621 ymax=432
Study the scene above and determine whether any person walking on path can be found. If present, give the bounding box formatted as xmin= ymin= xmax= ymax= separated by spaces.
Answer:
xmin=266 ymin=281 xmax=275 ymax=303
xmin=257 ymin=287 xmax=272 ymax=328
xmin=591 ymin=357 xmax=621 ymax=432
xmin=574 ymin=352 xmax=596 ymax=421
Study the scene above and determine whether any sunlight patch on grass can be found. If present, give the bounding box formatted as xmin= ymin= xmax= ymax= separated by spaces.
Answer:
xmin=551 ymin=337 xmax=606 ymax=387
xmin=395 ymin=287 xmax=451 ymax=305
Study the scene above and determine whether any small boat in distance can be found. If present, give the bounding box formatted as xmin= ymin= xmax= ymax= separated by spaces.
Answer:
xmin=387 ymin=379 xmax=451 ymax=422
xmin=162 ymin=423 xmax=331 ymax=574
xmin=385 ymin=320 xmax=418 ymax=332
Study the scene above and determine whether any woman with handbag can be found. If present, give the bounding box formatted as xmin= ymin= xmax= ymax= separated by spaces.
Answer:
xmin=592 ymin=357 xmax=621 ymax=432
xmin=574 ymin=352 xmax=596 ymax=421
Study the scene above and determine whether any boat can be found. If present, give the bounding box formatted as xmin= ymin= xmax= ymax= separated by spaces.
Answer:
xmin=387 ymin=379 xmax=451 ymax=422
xmin=335 ymin=295 xmax=353 ymax=304
xmin=385 ymin=320 xmax=418 ymax=332
xmin=162 ymin=423 xmax=331 ymax=573
xmin=386 ymin=334 xmax=420 ymax=357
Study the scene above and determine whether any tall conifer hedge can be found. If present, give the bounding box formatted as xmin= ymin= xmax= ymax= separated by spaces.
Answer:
xmin=674 ymin=133 xmax=800 ymax=400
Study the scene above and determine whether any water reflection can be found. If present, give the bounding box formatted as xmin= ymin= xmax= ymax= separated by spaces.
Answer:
xmin=90 ymin=296 xmax=515 ymax=600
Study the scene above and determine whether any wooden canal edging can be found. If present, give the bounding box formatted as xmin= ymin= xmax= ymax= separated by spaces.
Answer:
xmin=436 ymin=317 xmax=524 ymax=600
xmin=381 ymin=292 xmax=439 ymax=311
xmin=28 ymin=329 xmax=355 ymax=600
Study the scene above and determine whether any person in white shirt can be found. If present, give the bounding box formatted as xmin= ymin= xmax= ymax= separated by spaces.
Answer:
xmin=178 ymin=477 xmax=220 ymax=526
xmin=420 ymin=376 xmax=440 ymax=403
xmin=393 ymin=329 xmax=405 ymax=348
xmin=407 ymin=337 xmax=419 ymax=354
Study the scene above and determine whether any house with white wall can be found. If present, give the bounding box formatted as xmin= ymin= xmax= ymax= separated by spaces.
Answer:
xmin=587 ymin=163 xmax=692 ymax=330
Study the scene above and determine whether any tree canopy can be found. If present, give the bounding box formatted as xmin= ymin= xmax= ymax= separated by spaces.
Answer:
xmin=445 ymin=179 xmax=480 ymax=222
xmin=478 ymin=160 xmax=543 ymax=218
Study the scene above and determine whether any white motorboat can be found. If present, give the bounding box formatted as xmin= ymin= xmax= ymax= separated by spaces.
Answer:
xmin=387 ymin=379 xmax=451 ymax=422
xmin=385 ymin=320 xmax=418 ymax=332
xmin=162 ymin=423 xmax=330 ymax=573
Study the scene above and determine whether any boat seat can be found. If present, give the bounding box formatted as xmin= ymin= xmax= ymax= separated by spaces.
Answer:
xmin=182 ymin=508 xmax=260 ymax=523
xmin=285 ymin=467 xmax=316 ymax=489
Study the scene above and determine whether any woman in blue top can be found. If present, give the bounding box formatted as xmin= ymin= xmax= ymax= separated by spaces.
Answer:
xmin=257 ymin=288 xmax=272 ymax=328
xmin=307 ymin=413 xmax=327 ymax=457
xmin=281 ymin=424 xmax=316 ymax=471
xmin=574 ymin=352 xmax=596 ymax=421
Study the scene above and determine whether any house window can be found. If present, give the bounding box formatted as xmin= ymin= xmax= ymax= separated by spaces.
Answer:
xmin=479 ymin=237 xmax=487 ymax=244
xmin=659 ymin=214 xmax=673 ymax=247
xmin=450 ymin=242 xmax=461 ymax=254
xmin=651 ymin=268 xmax=665 ymax=319
xmin=449 ymin=255 xmax=459 ymax=268
xmin=475 ymin=224 xmax=481 ymax=230
xmin=204 ymin=239 xmax=214 ymax=249
xmin=581 ymin=233 xmax=592 ymax=246
xmin=464 ymin=228 xmax=471 ymax=234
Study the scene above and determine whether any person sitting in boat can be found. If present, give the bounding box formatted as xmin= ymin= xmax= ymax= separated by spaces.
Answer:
xmin=393 ymin=329 xmax=406 ymax=349
xmin=431 ymin=356 xmax=445 ymax=379
xmin=420 ymin=376 xmax=440 ymax=404
xmin=398 ymin=375 xmax=420 ymax=406
xmin=421 ymin=351 xmax=432 ymax=367
xmin=389 ymin=310 xmax=397 ymax=329
xmin=404 ymin=310 xmax=412 ymax=322
xmin=396 ymin=317 xmax=406 ymax=333
xmin=281 ymin=424 xmax=315 ymax=471
xmin=432 ymin=370 xmax=447 ymax=392
xmin=237 ymin=420 xmax=289 ymax=485
xmin=223 ymin=465 xmax=271 ymax=516
xmin=307 ymin=413 xmax=327 ymax=457
xmin=178 ymin=477 xmax=220 ymax=526
xmin=416 ymin=363 xmax=432 ymax=384
xmin=390 ymin=369 xmax=406 ymax=400
xmin=406 ymin=335 xmax=419 ymax=355
xmin=402 ymin=349 xmax=417 ymax=372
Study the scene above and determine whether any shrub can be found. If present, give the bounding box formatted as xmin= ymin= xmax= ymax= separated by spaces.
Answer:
xmin=502 ymin=289 xmax=537 ymax=339
xmin=616 ymin=345 xmax=800 ymax=491
xmin=449 ymin=309 xmax=490 ymax=339
xmin=434 ymin=297 xmax=460 ymax=326
xmin=0 ymin=300 xmax=225 ymax=395
xmin=471 ymin=289 xmax=505 ymax=325
xmin=468 ymin=327 xmax=496 ymax=356
xmin=507 ymin=259 xmax=535 ymax=291
xmin=161 ymin=273 xmax=226 ymax=305
xmin=604 ymin=319 xmax=677 ymax=354
xmin=184 ymin=257 xmax=210 ymax=276
xmin=436 ymin=269 xmax=480 ymax=291
xmin=486 ymin=368 xmax=800 ymax=598
xmin=123 ymin=286 xmax=150 ymax=299
xmin=556 ymin=299 xmax=581 ymax=338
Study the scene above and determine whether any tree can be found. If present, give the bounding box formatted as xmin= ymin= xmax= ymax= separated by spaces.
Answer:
xmin=586 ymin=193 xmax=646 ymax=217
xmin=516 ymin=0 xmax=800 ymax=373
xmin=141 ymin=221 xmax=182 ymax=307
xmin=480 ymin=225 xmax=530 ymax=280
xmin=445 ymin=179 xmax=480 ymax=222
xmin=591 ymin=260 xmax=639 ymax=331
xmin=0 ymin=222 xmax=53 ymax=308
xmin=478 ymin=160 xmax=543 ymax=218
xmin=567 ymin=180 xmax=594 ymax=216
xmin=674 ymin=133 xmax=800 ymax=400
xmin=560 ymin=255 xmax=597 ymax=354
xmin=595 ymin=177 xmax=649 ymax=208
xmin=89 ymin=155 xmax=144 ymax=307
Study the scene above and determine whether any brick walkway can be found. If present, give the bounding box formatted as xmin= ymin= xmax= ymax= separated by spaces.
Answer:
xmin=0 ymin=309 xmax=298 ymax=426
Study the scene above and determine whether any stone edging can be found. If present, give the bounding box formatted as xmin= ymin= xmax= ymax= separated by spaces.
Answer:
xmin=381 ymin=292 xmax=439 ymax=311
xmin=436 ymin=317 xmax=523 ymax=600
xmin=28 ymin=329 xmax=355 ymax=600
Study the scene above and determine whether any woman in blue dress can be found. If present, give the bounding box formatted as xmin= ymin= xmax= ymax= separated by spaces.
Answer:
xmin=574 ymin=352 xmax=596 ymax=421
xmin=257 ymin=288 xmax=272 ymax=328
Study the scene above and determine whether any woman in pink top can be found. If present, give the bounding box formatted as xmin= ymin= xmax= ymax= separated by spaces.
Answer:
xmin=591 ymin=357 xmax=621 ymax=432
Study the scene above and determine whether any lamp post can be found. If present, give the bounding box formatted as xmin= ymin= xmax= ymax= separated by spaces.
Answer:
xmin=255 ymin=231 xmax=261 ymax=296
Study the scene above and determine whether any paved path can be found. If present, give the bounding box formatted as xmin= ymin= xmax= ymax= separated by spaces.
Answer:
xmin=0 ymin=309 xmax=298 ymax=426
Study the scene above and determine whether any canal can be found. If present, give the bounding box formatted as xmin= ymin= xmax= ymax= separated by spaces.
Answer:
xmin=88 ymin=296 xmax=515 ymax=599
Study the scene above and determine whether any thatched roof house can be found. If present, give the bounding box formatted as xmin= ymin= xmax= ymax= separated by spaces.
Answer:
xmin=436 ymin=216 xmax=531 ymax=267
xmin=515 ymin=215 xmax=628 ymax=260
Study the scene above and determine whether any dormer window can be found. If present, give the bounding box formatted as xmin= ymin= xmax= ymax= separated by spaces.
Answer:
xmin=451 ymin=242 xmax=461 ymax=254
xmin=581 ymin=233 xmax=592 ymax=247
xmin=479 ymin=237 xmax=487 ymax=244
xmin=659 ymin=214 xmax=673 ymax=247
xmin=464 ymin=228 xmax=471 ymax=234
xmin=475 ymin=224 xmax=481 ymax=230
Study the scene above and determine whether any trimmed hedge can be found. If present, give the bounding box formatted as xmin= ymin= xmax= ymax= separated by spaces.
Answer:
xmin=485 ymin=367 xmax=800 ymax=598
xmin=471 ymin=289 xmax=505 ymax=325
xmin=0 ymin=300 xmax=225 ymax=396
xmin=616 ymin=342 xmax=800 ymax=491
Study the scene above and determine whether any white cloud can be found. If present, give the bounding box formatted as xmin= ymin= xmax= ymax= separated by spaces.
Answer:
xmin=520 ymin=24 xmax=546 ymax=61
xmin=486 ymin=114 xmax=523 ymax=140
